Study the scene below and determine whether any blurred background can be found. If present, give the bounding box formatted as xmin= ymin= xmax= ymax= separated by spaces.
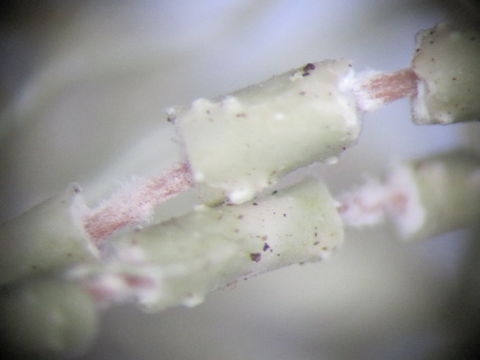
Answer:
xmin=1 ymin=1 xmax=480 ymax=359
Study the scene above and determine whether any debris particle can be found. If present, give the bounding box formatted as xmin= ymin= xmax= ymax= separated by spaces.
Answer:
xmin=302 ymin=63 xmax=316 ymax=77
xmin=250 ymin=253 xmax=262 ymax=263
xmin=263 ymin=243 xmax=270 ymax=252
xmin=166 ymin=109 xmax=177 ymax=123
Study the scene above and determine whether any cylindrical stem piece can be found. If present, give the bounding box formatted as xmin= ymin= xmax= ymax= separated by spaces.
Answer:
xmin=0 ymin=184 xmax=96 ymax=285
xmin=177 ymin=60 xmax=361 ymax=205
xmin=411 ymin=23 xmax=480 ymax=124
xmin=86 ymin=179 xmax=343 ymax=311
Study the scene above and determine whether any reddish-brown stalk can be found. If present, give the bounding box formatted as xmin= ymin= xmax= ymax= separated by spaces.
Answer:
xmin=83 ymin=162 xmax=193 ymax=246
xmin=355 ymin=68 xmax=418 ymax=111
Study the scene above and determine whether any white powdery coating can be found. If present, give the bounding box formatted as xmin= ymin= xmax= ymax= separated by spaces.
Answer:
xmin=337 ymin=177 xmax=388 ymax=227
xmin=435 ymin=112 xmax=454 ymax=125
xmin=87 ymin=272 xmax=129 ymax=304
xmin=69 ymin=185 xmax=100 ymax=258
xmin=325 ymin=156 xmax=339 ymax=165
xmin=75 ymin=263 xmax=167 ymax=308
xmin=385 ymin=164 xmax=425 ymax=238
xmin=411 ymin=81 xmax=431 ymax=123
xmin=338 ymin=166 xmax=426 ymax=238
xmin=131 ymin=266 xmax=166 ymax=308
xmin=228 ymin=187 xmax=256 ymax=205
xmin=337 ymin=67 xmax=363 ymax=125
xmin=181 ymin=293 xmax=205 ymax=308
xmin=413 ymin=79 xmax=453 ymax=124
xmin=346 ymin=69 xmax=385 ymax=112
xmin=114 ymin=244 xmax=147 ymax=264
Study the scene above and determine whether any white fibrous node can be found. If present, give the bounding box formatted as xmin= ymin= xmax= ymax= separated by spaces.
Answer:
xmin=337 ymin=177 xmax=388 ymax=227
xmin=385 ymin=164 xmax=425 ymax=237
xmin=73 ymin=264 xmax=165 ymax=308
xmin=338 ymin=166 xmax=425 ymax=237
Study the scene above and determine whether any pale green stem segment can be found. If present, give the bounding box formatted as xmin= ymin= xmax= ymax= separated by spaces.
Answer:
xmin=388 ymin=150 xmax=480 ymax=240
xmin=0 ymin=277 xmax=98 ymax=358
xmin=81 ymin=179 xmax=343 ymax=311
xmin=0 ymin=179 xmax=342 ymax=356
xmin=412 ymin=23 xmax=480 ymax=124
xmin=176 ymin=59 xmax=361 ymax=205
xmin=0 ymin=184 xmax=97 ymax=286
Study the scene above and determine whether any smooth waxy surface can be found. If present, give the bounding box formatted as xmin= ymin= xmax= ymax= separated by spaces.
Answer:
xmin=177 ymin=60 xmax=360 ymax=205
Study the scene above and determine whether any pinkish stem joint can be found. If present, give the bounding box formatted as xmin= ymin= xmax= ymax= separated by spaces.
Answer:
xmin=354 ymin=68 xmax=418 ymax=112
xmin=84 ymin=162 xmax=193 ymax=246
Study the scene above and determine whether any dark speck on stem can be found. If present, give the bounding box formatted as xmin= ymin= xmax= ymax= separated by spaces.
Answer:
xmin=250 ymin=253 xmax=262 ymax=263
xmin=302 ymin=63 xmax=315 ymax=76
